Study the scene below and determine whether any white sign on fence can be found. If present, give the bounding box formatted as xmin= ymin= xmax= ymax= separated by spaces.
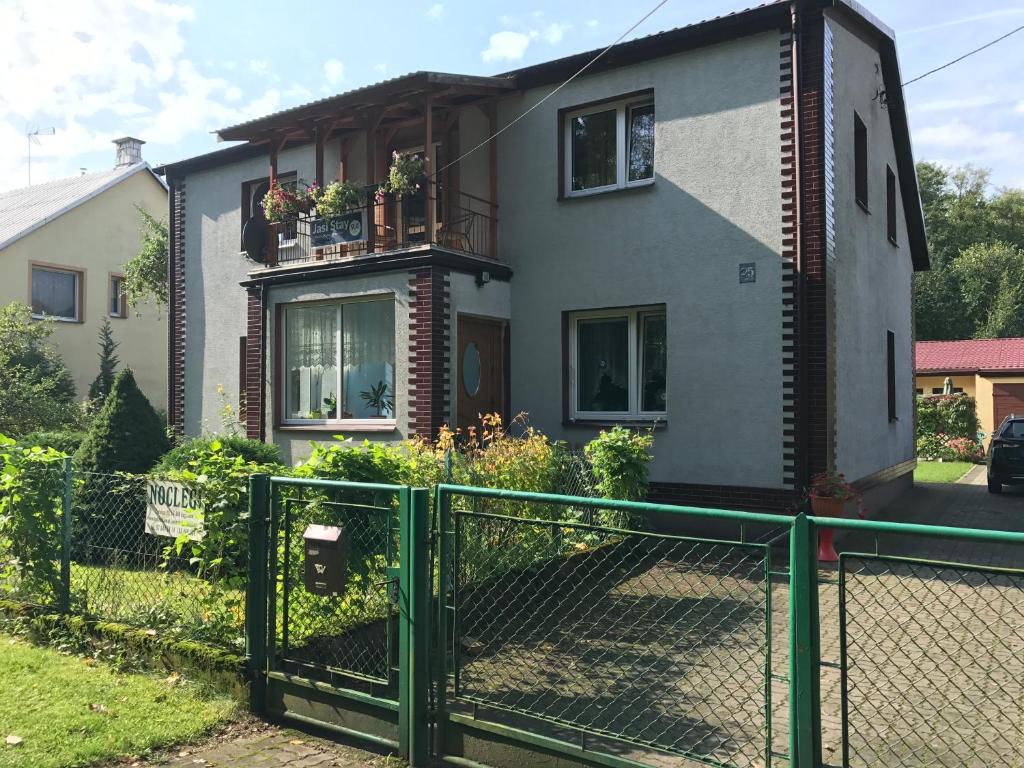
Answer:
xmin=145 ymin=480 xmax=203 ymax=540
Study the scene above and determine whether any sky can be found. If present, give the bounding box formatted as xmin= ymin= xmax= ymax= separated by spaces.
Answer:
xmin=0 ymin=0 xmax=1022 ymax=193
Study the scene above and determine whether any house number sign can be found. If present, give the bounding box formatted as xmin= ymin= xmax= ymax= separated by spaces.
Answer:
xmin=310 ymin=211 xmax=367 ymax=247
xmin=739 ymin=263 xmax=756 ymax=284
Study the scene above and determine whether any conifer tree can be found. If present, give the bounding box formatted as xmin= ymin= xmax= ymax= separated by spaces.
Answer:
xmin=87 ymin=318 xmax=120 ymax=408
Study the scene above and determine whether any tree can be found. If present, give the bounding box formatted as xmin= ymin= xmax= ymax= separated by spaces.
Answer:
xmin=87 ymin=318 xmax=120 ymax=408
xmin=123 ymin=205 xmax=168 ymax=311
xmin=0 ymin=303 xmax=79 ymax=437
xmin=75 ymin=368 xmax=168 ymax=475
xmin=913 ymin=162 xmax=1024 ymax=340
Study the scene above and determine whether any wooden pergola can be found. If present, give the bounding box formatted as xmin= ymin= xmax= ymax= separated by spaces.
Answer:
xmin=218 ymin=71 xmax=515 ymax=247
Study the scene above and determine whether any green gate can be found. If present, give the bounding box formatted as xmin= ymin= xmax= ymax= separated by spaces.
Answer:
xmin=245 ymin=475 xmax=430 ymax=763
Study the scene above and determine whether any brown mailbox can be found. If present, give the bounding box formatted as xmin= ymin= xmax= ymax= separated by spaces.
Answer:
xmin=303 ymin=524 xmax=347 ymax=596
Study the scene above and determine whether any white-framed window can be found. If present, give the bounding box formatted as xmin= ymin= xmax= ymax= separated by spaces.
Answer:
xmin=281 ymin=295 xmax=396 ymax=426
xmin=31 ymin=265 xmax=81 ymax=322
xmin=568 ymin=306 xmax=666 ymax=420
xmin=109 ymin=274 xmax=127 ymax=318
xmin=564 ymin=98 xmax=655 ymax=197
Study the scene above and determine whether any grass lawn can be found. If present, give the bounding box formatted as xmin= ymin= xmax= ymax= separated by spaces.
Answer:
xmin=0 ymin=636 xmax=236 ymax=768
xmin=914 ymin=461 xmax=975 ymax=484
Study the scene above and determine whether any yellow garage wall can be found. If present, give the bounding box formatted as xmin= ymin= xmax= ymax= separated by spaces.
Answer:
xmin=0 ymin=169 xmax=167 ymax=410
xmin=984 ymin=375 xmax=1024 ymax=436
xmin=976 ymin=375 xmax=994 ymax=439
xmin=914 ymin=374 xmax=976 ymax=398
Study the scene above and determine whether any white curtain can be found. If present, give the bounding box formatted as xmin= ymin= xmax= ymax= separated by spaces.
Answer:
xmin=286 ymin=305 xmax=337 ymax=417
xmin=343 ymin=300 xmax=395 ymax=418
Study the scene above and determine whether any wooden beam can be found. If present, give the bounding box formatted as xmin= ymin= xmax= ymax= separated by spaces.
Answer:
xmin=424 ymin=94 xmax=435 ymax=243
xmin=314 ymin=124 xmax=326 ymax=188
xmin=487 ymin=101 xmax=497 ymax=259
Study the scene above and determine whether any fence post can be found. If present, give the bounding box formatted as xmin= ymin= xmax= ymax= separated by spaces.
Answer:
xmin=59 ymin=457 xmax=73 ymax=614
xmin=245 ymin=473 xmax=269 ymax=714
xmin=789 ymin=512 xmax=822 ymax=767
xmin=398 ymin=487 xmax=430 ymax=766
xmin=435 ymin=487 xmax=451 ymax=758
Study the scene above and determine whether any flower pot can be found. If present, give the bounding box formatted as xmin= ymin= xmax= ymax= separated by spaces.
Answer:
xmin=809 ymin=495 xmax=844 ymax=563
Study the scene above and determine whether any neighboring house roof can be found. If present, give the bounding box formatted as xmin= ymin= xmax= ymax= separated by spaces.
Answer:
xmin=916 ymin=339 xmax=1024 ymax=375
xmin=0 ymin=163 xmax=165 ymax=252
xmin=153 ymin=0 xmax=927 ymax=269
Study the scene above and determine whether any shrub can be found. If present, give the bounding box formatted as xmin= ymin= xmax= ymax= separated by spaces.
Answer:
xmin=916 ymin=394 xmax=979 ymax=441
xmin=86 ymin=318 xmax=120 ymax=412
xmin=0 ymin=303 xmax=80 ymax=437
xmin=74 ymin=370 xmax=169 ymax=555
xmin=944 ymin=436 xmax=984 ymax=462
xmin=584 ymin=426 xmax=654 ymax=502
xmin=17 ymin=430 xmax=86 ymax=456
xmin=155 ymin=435 xmax=281 ymax=474
xmin=0 ymin=436 xmax=67 ymax=604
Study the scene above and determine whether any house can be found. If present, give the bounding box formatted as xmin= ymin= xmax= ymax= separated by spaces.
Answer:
xmin=916 ymin=338 xmax=1024 ymax=442
xmin=155 ymin=0 xmax=928 ymax=513
xmin=0 ymin=138 xmax=168 ymax=410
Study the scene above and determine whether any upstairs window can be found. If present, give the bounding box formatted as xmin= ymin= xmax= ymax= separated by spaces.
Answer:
xmin=568 ymin=306 xmax=666 ymax=420
xmin=564 ymin=96 xmax=655 ymax=197
xmin=241 ymin=171 xmax=297 ymax=250
xmin=887 ymin=330 xmax=896 ymax=421
xmin=31 ymin=264 xmax=82 ymax=322
xmin=109 ymin=274 xmax=127 ymax=318
xmin=886 ymin=165 xmax=897 ymax=244
xmin=854 ymin=113 xmax=868 ymax=209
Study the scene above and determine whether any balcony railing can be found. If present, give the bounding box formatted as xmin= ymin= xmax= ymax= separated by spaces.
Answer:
xmin=266 ymin=184 xmax=497 ymax=267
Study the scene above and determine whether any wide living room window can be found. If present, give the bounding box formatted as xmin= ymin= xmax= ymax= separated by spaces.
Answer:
xmin=282 ymin=297 xmax=395 ymax=425
xmin=569 ymin=306 xmax=666 ymax=419
xmin=564 ymin=96 xmax=654 ymax=196
xmin=31 ymin=264 xmax=82 ymax=322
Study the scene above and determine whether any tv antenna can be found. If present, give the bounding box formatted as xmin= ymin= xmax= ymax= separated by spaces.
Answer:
xmin=26 ymin=127 xmax=56 ymax=186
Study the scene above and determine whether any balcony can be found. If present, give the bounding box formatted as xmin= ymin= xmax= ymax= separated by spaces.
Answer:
xmin=265 ymin=182 xmax=497 ymax=269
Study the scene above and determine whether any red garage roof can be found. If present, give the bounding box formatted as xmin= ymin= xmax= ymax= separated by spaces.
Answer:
xmin=916 ymin=338 xmax=1024 ymax=374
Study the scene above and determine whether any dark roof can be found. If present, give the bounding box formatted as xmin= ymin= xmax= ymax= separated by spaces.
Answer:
xmin=916 ymin=339 xmax=1024 ymax=375
xmin=155 ymin=0 xmax=927 ymax=268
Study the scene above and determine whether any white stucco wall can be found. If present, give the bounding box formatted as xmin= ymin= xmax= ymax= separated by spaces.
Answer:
xmin=496 ymin=31 xmax=787 ymax=488
xmin=826 ymin=11 xmax=915 ymax=480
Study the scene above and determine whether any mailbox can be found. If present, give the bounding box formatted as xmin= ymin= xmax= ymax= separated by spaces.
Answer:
xmin=303 ymin=524 xmax=347 ymax=596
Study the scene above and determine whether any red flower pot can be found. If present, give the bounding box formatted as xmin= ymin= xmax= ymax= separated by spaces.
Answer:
xmin=809 ymin=495 xmax=844 ymax=563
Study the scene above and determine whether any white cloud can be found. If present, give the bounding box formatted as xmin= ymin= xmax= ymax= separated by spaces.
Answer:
xmin=903 ymin=8 xmax=1024 ymax=36
xmin=0 ymin=0 xmax=194 ymax=188
xmin=323 ymin=58 xmax=345 ymax=86
xmin=427 ymin=3 xmax=443 ymax=20
xmin=586 ymin=19 xmax=599 ymax=28
xmin=482 ymin=31 xmax=532 ymax=62
xmin=542 ymin=22 xmax=571 ymax=44
xmin=911 ymin=95 xmax=1002 ymax=113
xmin=247 ymin=59 xmax=270 ymax=76
xmin=374 ymin=63 xmax=388 ymax=75
xmin=225 ymin=85 xmax=243 ymax=102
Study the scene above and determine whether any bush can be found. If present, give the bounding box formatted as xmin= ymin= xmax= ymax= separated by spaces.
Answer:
xmin=155 ymin=435 xmax=281 ymax=474
xmin=0 ymin=436 xmax=67 ymax=604
xmin=17 ymin=430 xmax=86 ymax=456
xmin=585 ymin=426 xmax=654 ymax=502
xmin=916 ymin=394 xmax=979 ymax=441
xmin=74 ymin=370 xmax=169 ymax=555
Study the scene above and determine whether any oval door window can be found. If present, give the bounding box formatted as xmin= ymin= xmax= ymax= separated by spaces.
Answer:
xmin=463 ymin=342 xmax=482 ymax=397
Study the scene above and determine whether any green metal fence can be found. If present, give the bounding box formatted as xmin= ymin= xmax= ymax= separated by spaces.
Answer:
xmin=0 ymin=461 xmax=243 ymax=650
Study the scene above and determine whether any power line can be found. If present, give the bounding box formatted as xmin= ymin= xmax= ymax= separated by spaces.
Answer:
xmin=433 ymin=0 xmax=670 ymax=179
xmin=902 ymin=23 xmax=1024 ymax=86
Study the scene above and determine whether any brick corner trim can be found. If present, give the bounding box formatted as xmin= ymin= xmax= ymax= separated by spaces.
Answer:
xmin=244 ymin=286 xmax=265 ymax=441
xmin=648 ymin=482 xmax=798 ymax=515
xmin=167 ymin=178 xmax=186 ymax=436
xmin=408 ymin=267 xmax=451 ymax=440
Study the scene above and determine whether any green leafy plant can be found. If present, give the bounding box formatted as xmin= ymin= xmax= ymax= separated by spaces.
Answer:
xmin=584 ymin=426 xmax=654 ymax=503
xmin=87 ymin=318 xmax=120 ymax=412
xmin=360 ymin=380 xmax=394 ymax=417
xmin=261 ymin=180 xmax=316 ymax=223
xmin=16 ymin=430 xmax=87 ymax=456
xmin=0 ymin=303 xmax=80 ymax=437
xmin=154 ymin=435 xmax=281 ymax=474
xmin=0 ymin=436 xmax=67 ymax=603
xmin=124 ymin=205 xmax=169 ymax=311
xmin=376 ymin=151 xmax=425 ymax=201
xmin=916 ymin=393 xmax=979 ymax=442
xmin=313 ymin=180 xmax=364 ymax=218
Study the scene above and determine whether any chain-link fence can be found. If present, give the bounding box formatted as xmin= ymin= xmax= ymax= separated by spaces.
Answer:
xmin=0 ymin=464 xmax=245 ymax=651
xmin=440 ymin=490 xmax=776 ymax=768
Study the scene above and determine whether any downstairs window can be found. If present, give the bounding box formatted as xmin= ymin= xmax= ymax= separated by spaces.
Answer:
xmin=281 ymin=297 xmax=395 ymax=425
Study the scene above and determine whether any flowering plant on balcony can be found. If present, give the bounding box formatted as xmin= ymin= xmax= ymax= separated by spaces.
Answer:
xmin=313 ymin=180 xmax=364 ymax=218
xmin=261 ymin=181 xmax=316 ymax=223
xmin=375 ymin=151 xmax=426 ymax=202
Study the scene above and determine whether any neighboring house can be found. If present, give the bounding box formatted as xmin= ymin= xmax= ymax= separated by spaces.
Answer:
xmin=156 ymin=0 xmax=928 ymax=513
xmin=0 ymin=138 xmax=168 ymax=410
xmin=916 ymin=338 xmax=1024 ymax=442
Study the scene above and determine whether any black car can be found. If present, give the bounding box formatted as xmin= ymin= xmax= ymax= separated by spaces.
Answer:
xmin=987 ymin=415 xmax=1024 ymax=493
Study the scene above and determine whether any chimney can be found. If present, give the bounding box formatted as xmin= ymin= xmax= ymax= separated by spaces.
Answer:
xmin=113 ymin=137 xmax=144 ymax=168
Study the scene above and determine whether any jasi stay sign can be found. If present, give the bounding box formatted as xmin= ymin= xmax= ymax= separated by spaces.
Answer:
xmin=145 ymin=480 xmax=203 ymax=541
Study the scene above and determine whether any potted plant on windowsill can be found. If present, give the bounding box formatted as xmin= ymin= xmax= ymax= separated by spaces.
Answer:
xmin=323 ymin=393 xmax=337 ymax=419
xmin=313 ymin=180 xmax=364 ymax=218
xmin=807 ymin=471 xmax=860 ymax=563
xmin=360 ymin=380 xmax=394 ymax=418
xmin=261 ymin=180 xmax=317 ymax=223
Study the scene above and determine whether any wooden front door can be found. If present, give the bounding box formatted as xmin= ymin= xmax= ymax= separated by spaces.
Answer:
xmin=457 ymin=315 xmax=506 ymax=431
